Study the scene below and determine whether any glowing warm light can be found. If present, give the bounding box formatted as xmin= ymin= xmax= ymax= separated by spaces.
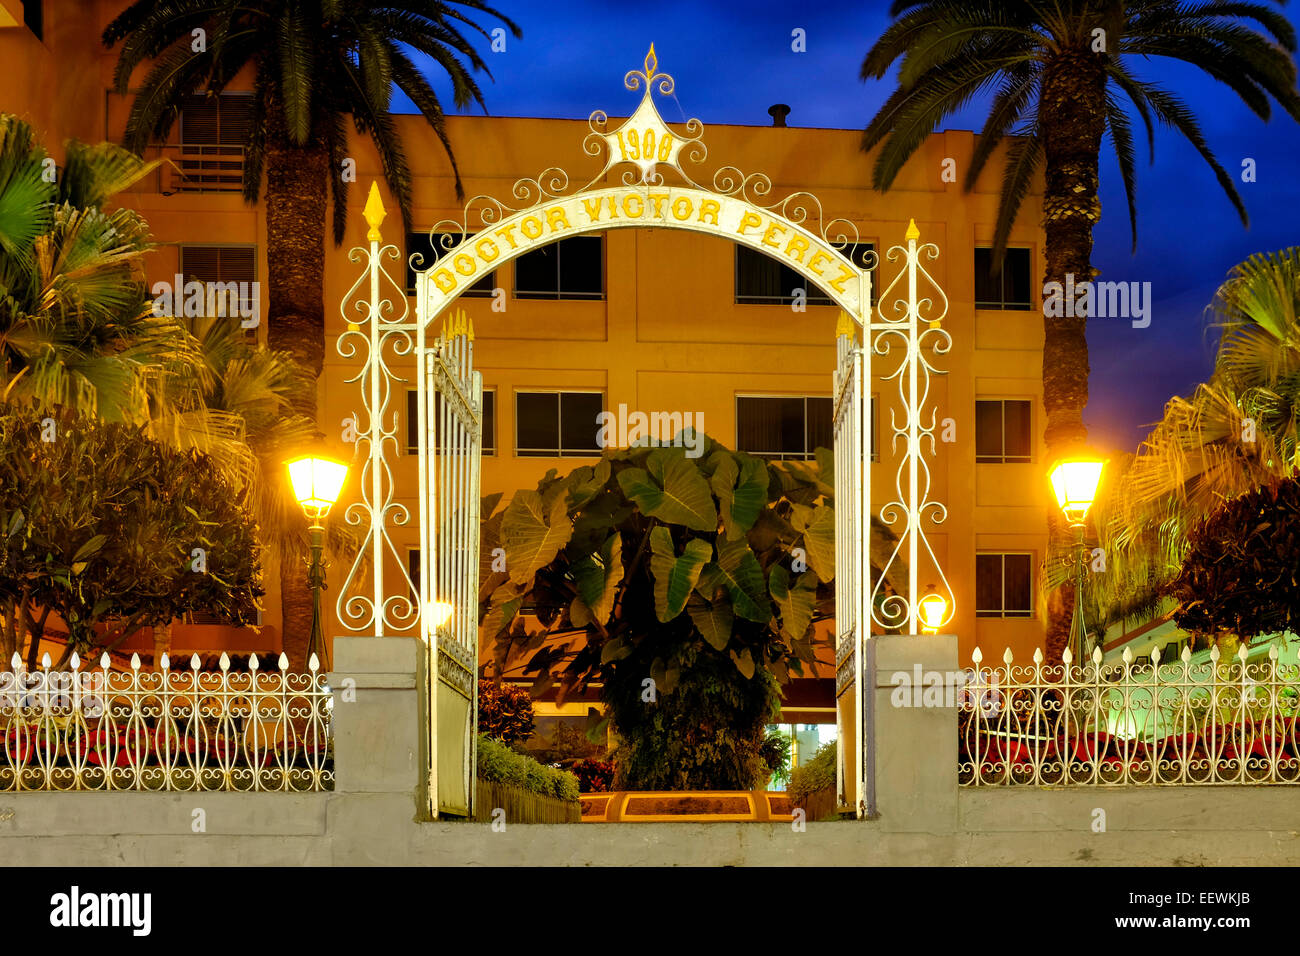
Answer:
xmin=426 ymin=600 xmax=455 ymax=629
xmin=919 ymin=592 xmax=948 ymax=633
xmin=1048 ymin=456 xmax=1106 ymax=525
xmin=287 ymin=456 xmax=349 ymax=518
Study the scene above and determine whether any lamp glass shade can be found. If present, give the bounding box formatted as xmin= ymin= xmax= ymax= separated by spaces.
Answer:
xmin=1048 ymin=458 xmax=1105 ymax=523
xmin=919 ymin=593 xmax=947 ymax=631
xmin=287 ymin=456 xmax=349 ymax=514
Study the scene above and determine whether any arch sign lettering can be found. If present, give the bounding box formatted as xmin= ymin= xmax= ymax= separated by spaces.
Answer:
xmin=337 ymin=45 xmax=953 ymax=821
xmin=418 ymin=45 xmax=872 ymax=321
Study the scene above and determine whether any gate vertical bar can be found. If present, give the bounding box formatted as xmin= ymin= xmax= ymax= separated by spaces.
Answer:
xmin=859 ymin=267 xmax=876 ymax=819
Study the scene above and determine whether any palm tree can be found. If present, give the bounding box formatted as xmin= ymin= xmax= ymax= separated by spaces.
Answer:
xmin=860 ymin=0 xmax=1300 ymax=658
xmin=103 ymin=1 xmax=519 ymax=659
xmin=156 ymin=311 xmax=363 ymax=666
xmin=1092 ymin=247 xmax=1300 ymax=633
xmin=0 ymin=115 xmax=195 ymax=420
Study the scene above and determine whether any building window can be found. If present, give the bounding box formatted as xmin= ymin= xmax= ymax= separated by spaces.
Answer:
xmin=22 ymin=0 xmax=42 ymax=39
xmin=976 ymin=553 xmax=1034 ymax=618
xmin=406 ymin=388 xmax=495 ymax=456
xmin=974 ymin=247 xmax=1033 ymax=310
xmin=514 ymin=236 xmax=603 ymax=299
xmin=406 ymin=232 xmax=496 ymax=297
xmin=736 ymin=395 xmax=833 ymax=461
xmin=175 ymin=93 xmax=252 ymax=192
xmin=516 ymin=390 xmax=604 ymax=457
xmin=177 ymin=245 xmax=257 ymax=318
xmin=975 ymin=399 xmax=1032 ymax=463
xmin=407 ymin=549 xmax=421 ymax=605
xmin=735 ymin=243 xmax=874 ymax=305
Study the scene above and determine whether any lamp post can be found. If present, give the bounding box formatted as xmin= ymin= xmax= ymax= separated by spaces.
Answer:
xmin=286 ymin=455 xmax=349 ymax=671
xmin=1048 ymin=456 xmax=1106 ymax=664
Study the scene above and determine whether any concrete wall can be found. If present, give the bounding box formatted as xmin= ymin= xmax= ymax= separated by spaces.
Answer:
xmin=4 ymin=635 xmax=1300 ymax=866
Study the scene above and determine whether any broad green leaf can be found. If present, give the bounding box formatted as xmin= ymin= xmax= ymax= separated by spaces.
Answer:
xmin=801 ymin=505 xmax=836 ymax=583
xmin=769 ymin=565 xmax=818 ymax=639
xmin=570 ymin=596 xmax=590 ymax=628
xmin=480 ymin=582 xmax=523 ymax=638
xmin=617 ymin=447 xmax=718 ymax=531
xmin=710 ymin=450 xmax=769 ymax=541
xmin=569 ymin=531 xmax=623 ymax=627
xmin=566 ymin=458 xmax=611 ymax=510
xmin=500 ymin=488 xmax=573 ymax=586
xmin=72 ymin=533 xmax=107 ymax=565
xmin=688 ymin=601 xmax=733 ymax=651
xmin=648 ymin=527 xmax=711 ymax=622
xmin=730 ymin=647 xmax=755 ymax=679
xmin=713 ymin=537 xmax=769 ymax=623
xmin=600 ymin=636 xmax=633 ymax=664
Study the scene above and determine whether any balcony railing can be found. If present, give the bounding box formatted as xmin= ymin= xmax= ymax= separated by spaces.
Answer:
xmin=146 ymin=143 xmax=247 ymax=194
xmin=959 ymin=643 xmax=1300 ymax=786
xmin=0 ymin=651 xmax=332 ymax=792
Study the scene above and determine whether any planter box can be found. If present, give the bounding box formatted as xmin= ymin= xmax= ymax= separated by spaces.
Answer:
xmin=473 ymin=778 xmax=582 ymax=824
xmin=578 ymin=790 xmax=794 ymax=822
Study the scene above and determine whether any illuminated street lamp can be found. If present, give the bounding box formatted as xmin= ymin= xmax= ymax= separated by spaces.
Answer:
xmin=1048 ymin=455 xmax=1106 ymax=663
xmin=919 ymin=591 xmax=948 ymax=635
xmin=287 ymin=456 xmax=349 ymax=671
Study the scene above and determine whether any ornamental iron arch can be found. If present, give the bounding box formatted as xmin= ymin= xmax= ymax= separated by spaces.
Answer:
xmin=336 ymin=46 xmax=953 ymax=820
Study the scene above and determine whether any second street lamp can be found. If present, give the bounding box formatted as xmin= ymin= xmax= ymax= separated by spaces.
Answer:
xmin=1048 ymin=455 xmax=1106 ymax=664
xmin=287 ymin=455 xmax=350 ymax=672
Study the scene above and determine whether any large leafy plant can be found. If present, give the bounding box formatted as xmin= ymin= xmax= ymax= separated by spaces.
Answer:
xmin=480 ymin=438 xmax=836 ymax=789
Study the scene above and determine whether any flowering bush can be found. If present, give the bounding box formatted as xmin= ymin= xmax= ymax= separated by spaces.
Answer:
xmin=477 ymin=681 xmax=536 ymax=745
xmin=569 ymin=758 xmax=616 ymax=793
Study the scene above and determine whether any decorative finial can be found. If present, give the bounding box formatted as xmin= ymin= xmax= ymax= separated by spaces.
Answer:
xmin=363 ymin=181 xmax=387 ymax=243
xmin=835 ymin=310 xmax=855 ymax=340
xmin=905 ymin=218 xmax=920 ymax=243
xmin=442 ymin=307 xmax=475 ymax=342
xmin=646 ymin=43 xmax=658 ymax=80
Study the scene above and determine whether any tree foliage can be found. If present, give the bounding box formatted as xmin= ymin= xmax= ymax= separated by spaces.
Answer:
xmin=1095 ymin=248 xmax=1300 ymax=630
xmin=1167 ymin=475 xmax=1300 ymax=639
xmin=103 ymin=0 xmax=522 ymax=237
xmin=861 ymin=0 xmax=1300 ymax=260
xmin=0 ymin=405 xmax=262 ymax=664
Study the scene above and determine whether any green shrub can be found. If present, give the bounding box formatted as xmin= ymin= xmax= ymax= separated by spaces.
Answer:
xmin=477 ymin=734 xmax=579 ymax=802
xmin=788 ymin=741 xmax=836 ymax=805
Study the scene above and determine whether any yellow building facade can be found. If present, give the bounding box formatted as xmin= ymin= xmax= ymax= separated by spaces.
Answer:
xmin=3 ymin=2 xmax=1052 ymax=686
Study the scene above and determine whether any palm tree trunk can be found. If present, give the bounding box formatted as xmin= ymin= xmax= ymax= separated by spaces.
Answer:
xmin=1039 ymin=47 xmax=1106 ymax=662
xmin=264 ymin=105 xmax=329 ymax=669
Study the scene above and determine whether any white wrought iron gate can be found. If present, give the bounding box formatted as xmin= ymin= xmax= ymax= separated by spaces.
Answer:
xmin=337 ymin=49 xmax=954 ymax=826
xmin=417 ymin=311 xmax=483 ymax=818
xmin=833 ymin=313 xmax=872 ymax=817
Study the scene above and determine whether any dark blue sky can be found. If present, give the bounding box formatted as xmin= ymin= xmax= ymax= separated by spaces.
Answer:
xmin=401 ymin=0 xmax=1300 ymax=454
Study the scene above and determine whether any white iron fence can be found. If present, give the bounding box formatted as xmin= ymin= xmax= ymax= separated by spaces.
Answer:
xmin=0 ymin=652 xmax=333 ymax=792
xmin=960 ymin=644 xmax=1300 ymax=786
